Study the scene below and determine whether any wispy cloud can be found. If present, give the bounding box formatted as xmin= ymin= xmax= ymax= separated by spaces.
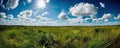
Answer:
xmin=26 ymin=0 xmax=32 ymax=3
xmin=100 ymin=2 xmax=105 ymax=8
xmin=114 ymin=14 xmax=120 ymax=20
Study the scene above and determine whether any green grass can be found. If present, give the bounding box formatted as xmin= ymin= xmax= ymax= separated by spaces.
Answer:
xmin=0 ymin=26 xmax=120 ymax=48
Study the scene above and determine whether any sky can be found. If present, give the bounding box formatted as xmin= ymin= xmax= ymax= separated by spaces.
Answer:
xmin=0 ymin=0 xmax=120 ymax=26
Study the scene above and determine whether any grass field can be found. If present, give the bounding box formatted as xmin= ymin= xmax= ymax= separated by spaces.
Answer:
xmin=0 ymin=26 xmax=120 ymax=48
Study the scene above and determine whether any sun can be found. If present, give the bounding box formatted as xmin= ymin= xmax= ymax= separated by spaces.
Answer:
xmin=35 ymin=0 xmax=49 ymax=9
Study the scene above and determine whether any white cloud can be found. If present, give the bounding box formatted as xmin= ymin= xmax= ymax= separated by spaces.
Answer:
xmin=0 ymin=12 xmax=35 ymax=25
xmin=92 ymin=18 xmax=103 ymax=22
xmin=18 ymin=10 xmax=32 ymax=19
xmin=93 ymin=14 xmax=112 ymax=22
xmin=99 ymin=21 xmax=120 ymax=26
xmin=68 ymin=3 xmax=97 ymax=23
xmin=27 ymin=0 xmax=32 ymax=3
xmin=84 ymin=18 xmax=92 ymax=21
xmin=35 ymin=0 xmax=50 ymax=9
xmin=8 ymin=14 xmax=14 ymax=19
xmin=4 ymin=19 xmax=36 ymax=25
xmin=100 ymin=2 xmax=105 ymax=8
xmin=67 ymin=16 xmax=93 ymax=24
xmin=0 ymin=12 xmax=7 ymax=18
xmin=23 ymin=0 xmax=32 ymax=5
xmin=67 ymin=17 xmax=85 ymax=24
xmin=58 ymin=11 xmax=68 ymax=20
xmin=102 ymin=14 xmax=112 ymax=19
xmin=83 ymin=18 xmax=92 ymax=22
xmin=36 ymin=12 xmax=51 ymax=21
xmin=4 ymin=0 xmax=19 ymax=10
xmin=37 ymin=15 xmax=52 ymax=21
xmin=69 ymin=2 xmax=97 ymax=18
xmin=114 ymin=14 xmax=120 ymax=20
xmin=41 ymin=12 xmax=48 ymax=16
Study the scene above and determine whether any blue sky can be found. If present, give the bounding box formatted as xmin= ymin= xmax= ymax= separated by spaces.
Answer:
xmin=0 ymin=0 xmax=120 ymax=26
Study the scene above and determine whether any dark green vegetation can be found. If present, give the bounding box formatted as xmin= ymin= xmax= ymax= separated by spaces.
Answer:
xmin=0 ymin=26 xmax=120 ymax=48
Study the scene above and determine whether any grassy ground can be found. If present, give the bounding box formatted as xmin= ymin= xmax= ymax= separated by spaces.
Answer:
xmin=0 ymin=26 xmax=120 ymax=48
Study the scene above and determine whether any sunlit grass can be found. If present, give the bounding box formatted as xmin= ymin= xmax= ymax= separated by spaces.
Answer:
xmin=0 ymin=26 xmax=120 ymax=48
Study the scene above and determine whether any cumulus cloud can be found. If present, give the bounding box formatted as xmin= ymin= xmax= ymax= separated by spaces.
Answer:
xmin=36 ymin=0 xmax=50 ymax=9
xmin=0 ymin=12 xmax=15 ymax=20
xmin=0 ymin=12 xmax=7 ymax=18
xmin=67 ymin=17 xmax=85 ymax=24
xmin=100 ymin=2 xmax=105 ymax=8
xmin=93 ymin=14 xmax=112 ymax=22
xmin=58 ymin=11 xmax=68 ymax=20
xmin=3 ymin=0 xmax=19 ymax=10
xmin=114 ymin=14 xmax=120 ymax=20
xmin=102 ymin=14 xmax=112 ymax=19
xmin=69 ymin=2 xmax=97 ymax=18
xmin=18 ymin=10 xmax=32 ymax=19
xmin=8 ymin=14 xmax=14 ymax=19
xmin=0 ymin=11 xmax=38 ymax=25
xmin=68 ymin=3 xmax=98 ymax=23
xmin=92 ymin=18 xmax=103 ymax=22
xmin=37 ymin=15 xmax=52 ymax=21
xmin=36 ymin=12 xmax=51 ymax=21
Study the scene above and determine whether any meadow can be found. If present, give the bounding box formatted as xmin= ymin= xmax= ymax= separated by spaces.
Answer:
xmin=0 ymin=26 xmax=120 ymax=48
